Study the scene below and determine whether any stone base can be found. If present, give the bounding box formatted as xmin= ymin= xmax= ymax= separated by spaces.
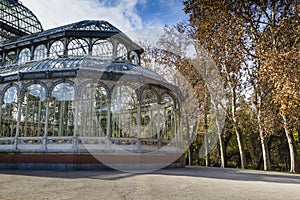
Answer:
xmin=0 ymin=152 xmax=185 ymax=171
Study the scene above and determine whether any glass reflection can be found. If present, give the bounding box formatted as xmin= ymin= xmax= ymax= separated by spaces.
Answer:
xmin=161 ymin=94 xmax=175 ymax=140
xmin=116 ymin=43 xmax=127 ymax=61
xmin=20 ymin=84 xmax=46 ymax=137
xmin=49 ymin=40 xmax=64 ymax=58
xmin=129 ymin=51 xmax=139 ymax=65
xmin=111 ymin=86 xmax=137 ymax=138
xmin=48 ymin=83 xmax=75 ymax=136
xmin=34 ymin=45 xmax=47 ymax=61
xmin=79 ymin=83 xmax=108 ymax=137
xmin=18 ymin=48 xmax=31 ymax=64
xmin=141 ymin=89 xmax=158 ymax=139
xmin=92 ymin=39 xmax=113 ymax=60
xmin=0 ymin=86 xmax=18 ymax=137
xmin=6 ymin=51 xmax=17 ymax=65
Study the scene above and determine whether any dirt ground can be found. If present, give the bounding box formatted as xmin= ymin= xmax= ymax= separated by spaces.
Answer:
xmin=0 ymin=167 xmax=299 ymax=200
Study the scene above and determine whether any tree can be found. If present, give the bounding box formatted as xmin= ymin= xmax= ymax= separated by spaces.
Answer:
xmin=138 ymin=23 xmax=227 ymax=167
xmin=184 ymin=0 xmax=300 ymax=172
xmin=260 ymin=25 xmax=300 ymax=172
xmin=139 ymin=25 xmax=205 ymax=166
xmin=252 ymin=3 xmax=300 ymax=173
xmin=232 ymin=0 xmax=299 ymax=171
xmin=184 ymin=0 xmax=247 ymax=169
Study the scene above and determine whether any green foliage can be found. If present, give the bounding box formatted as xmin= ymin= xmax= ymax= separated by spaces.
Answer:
xmin=185 ymin=133 xmax=203 ymax=166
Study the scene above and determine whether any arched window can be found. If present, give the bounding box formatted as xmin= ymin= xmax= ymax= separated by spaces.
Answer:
xmin=33 ymin=44 xmax=47 ymax=61
xmin=18 ymin=48 xmax=31 ymax=64
xmin=161 ymin=94 xmax=176 ymax=140
xmin=141 ymin=89 xmax=158 ymax=139
xmin=111 ymin=86 xmax=137 ymax=138
xmin=68 ymin=39 xmax=89 ymax=56
xmin=129 ymin=51 xmax=139 ymax=65
xmin=49 ymin=40 xmax=64 ymax=58
xmin=116 ymin=43 xmax=127 ymax=61
xmin=20 ymin=84 xmax=46 ymax=137
xmin=48 ymin=83 xmax=75 ymax=137
xmin=5 ymin=51 xmax=17 ymax=65
xmin=92 ymin=39 xmax=113 ymax=60
xmin=78 ymin=83 xmax=108 ymax=137
xmin=0 ymin=86 xmax=18 ymax=137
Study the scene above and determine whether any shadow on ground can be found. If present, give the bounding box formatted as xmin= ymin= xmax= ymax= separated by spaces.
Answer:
xmin=0 ymin=166 xmax=299 ymax=184
xmin=157 ymin=167 xmax=300 ymax=184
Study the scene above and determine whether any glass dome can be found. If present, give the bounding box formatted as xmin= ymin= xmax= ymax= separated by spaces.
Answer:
xmin=0 ymin=0 xmax=43 ymax=39
xmin=0 ymin=0 xmax=43 ymax=42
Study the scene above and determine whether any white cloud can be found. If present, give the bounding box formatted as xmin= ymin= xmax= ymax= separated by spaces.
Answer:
xmin=19 ymin=0 xmax=188 ymax=53
xmin=125 ymin=28 xmax=164 ymax=45
xmin=20 ymin=0 xmax=144 ymax=32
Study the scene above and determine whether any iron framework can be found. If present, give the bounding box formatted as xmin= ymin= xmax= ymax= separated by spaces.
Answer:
xmin=0 ymin=0 xmax=43 ymax=42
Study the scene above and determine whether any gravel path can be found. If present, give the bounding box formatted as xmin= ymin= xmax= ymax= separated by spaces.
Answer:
xmin=0 ymin=167 xmax=299 ymax=200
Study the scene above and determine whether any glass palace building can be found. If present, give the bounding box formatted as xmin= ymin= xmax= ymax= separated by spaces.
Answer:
xmin=0 ymin=0 xmax=184 ymax=170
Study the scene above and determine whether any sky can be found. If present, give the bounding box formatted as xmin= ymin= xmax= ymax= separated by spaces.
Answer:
xmin=20 ymin=0 xmax=188 ymax=32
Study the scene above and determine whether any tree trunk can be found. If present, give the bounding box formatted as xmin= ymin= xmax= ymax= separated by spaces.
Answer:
xmin=188 ymin=144 xmax=192 ymax=166
xmin=211 ymin=91 xmax=225 ymax=168
xmin=204 ymin=91 xmax=210 ymax=167
xmin=205 ymin=132 xmax=210 ymax=167
xmin=282 ymin=114 xmax=299 ymax=173
xmin=232 ymin=122 xmax=246 ymax=169
xmin=256 ymin=95 xmax=271 ymax=170
xmin=217 ymin=133 xmax=225 ymax=168
xmin=186 ymin=115 xmax=197 ymax=166
xmin=260 ymin=135 xmax=271 ymax=170
xmin=230 ymin=87 xmax=246 ymax=169
xmin=216 ymin=111 xmax=225 ymax=168
xmin=186 ymin=116 xmax=192 ymax=166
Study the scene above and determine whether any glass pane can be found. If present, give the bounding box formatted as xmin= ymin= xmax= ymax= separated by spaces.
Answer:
xmin=52 ymin=83 xmax=75 ymax=101
xmin=0 ymin=0 xmax=43 ymax=35
xmin=129 ymin=51 xmax=139 ymax=65
xmin=78 ymin=83 xmax=108 ymax=137
xmin=111 ymin=86 xmax=137 ymax=138
xmin=0 ymin=87 xmax=18 ymax=137
xmin=141 ymin=89 xmax=158 ymax=139
xmin=116 ymin=43 xmax=127 ymax=61
xmin=48 ymin=83 xmax=75 ymax=137
xmin=49 ymin=40 xmax=64 ymax=58
xmin=18 ymin=48 xmax=31 ymax=64
xmin=68 ymin=39 xmax=89 ymax=56
xmin=6 ymin=51 xmax=17 ymax=65
xmin=20 ymin=84 xmax=46 ymax=137
xmin=161 ymin=94 xmax=175 ymax=140
xmin=33 ymin=44 xmax=47 ymax=61
xmin=92 ymin=39 xmax=113 ymax=60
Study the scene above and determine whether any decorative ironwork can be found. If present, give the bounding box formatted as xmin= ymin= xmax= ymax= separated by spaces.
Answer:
xmin=0 ymin=2 xmax=182 ymax=154
xmin=68 ymin=39 xmax=89 ymax=56
xmin=92 ymin=39 xmax=113 ymax=60
xmin=0 ymin=0 xmax=43 ymax=42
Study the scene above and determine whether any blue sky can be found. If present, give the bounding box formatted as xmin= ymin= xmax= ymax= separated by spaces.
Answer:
xmin=21 ymin=0 xmax=188 ymax=31
xmin=135 ymin=0 xmax=187 ymax=26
